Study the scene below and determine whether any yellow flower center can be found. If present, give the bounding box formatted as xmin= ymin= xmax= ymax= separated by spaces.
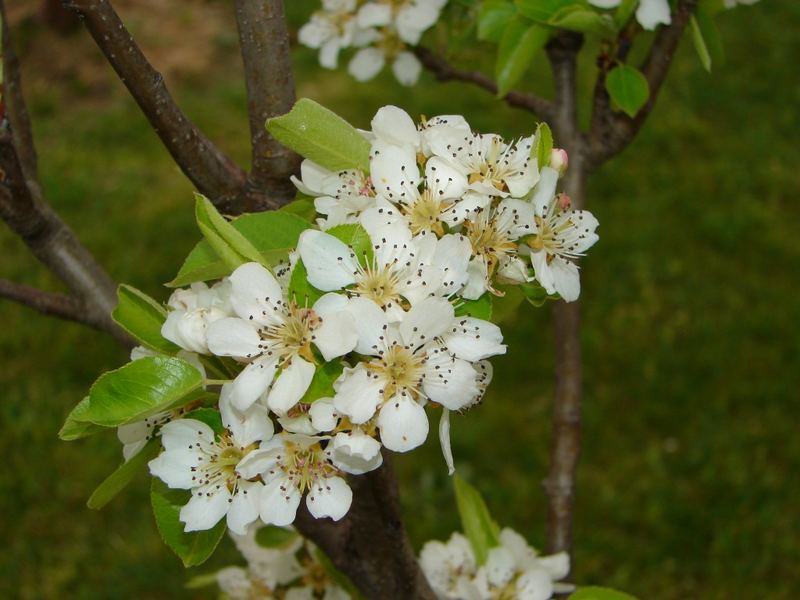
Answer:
xmin=404 ymin=188 xmax=449 ymax=236
xmin=260 ymin=303 xmax=320 ymax=365
xmin=369 ymin=344 xmax=426 ymax=399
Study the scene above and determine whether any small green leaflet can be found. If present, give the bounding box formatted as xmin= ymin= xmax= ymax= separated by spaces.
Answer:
xmin=280 ymin=194 xmax=317 ymax=223
xmin=87 ymin=438 xmax=160 ymax=510
xmin=569 ymin=587 xmax=640 ymax=600
xmin=478 ymin=0 xmax=517 ymax=42
xmin=288 ymin=259 xmax=324 ymax=306
xmin=496 ymin=17 xmax=549 ymax=97
xmin=300 ymin=361 xmax=344 ymax=404
xmin=255 ymin=525 xmax=299 ymax=548
xmin=267 ymin=99 xmax=371 ymax=173
xmin=112 ymin=284 xmax=178 ymax=354
xmin=151 ymin=479 xmax=226 ymax=567
xmin=690 ymin=8 xmax=724 ymax=73
xmin=520 ymin=281 xmax=555 ymax=307
xmin=547 ymin=5 xmax=615 ymax=35
xmin=613 ymin=0 xmax=638 ymax=30
xmin=169 ymin=210 xmax=309 ymax=287
xmin=59 ymin=397 xmax=104 ymax=441
xmin=455 ymin=294 xmax=493 ymax=320
xmin=328 ymin=223 xmax=374 ymax=265
xmin=183 ymin=407 xmax=223 ymax=433
xmin=605 ymin=64 xmax=650 ymax=118
xmin=73 ymin=356 xmax=205 ymax=427
xmin=514 ymin=0 xmax=576 ymax=22
xmin=533 ymin=122 xmax=553 ymax=169
xmin=453 ymin=473 xmax=501 ymax=565
xmin=195 ymin=194 xmax=265 ymax=271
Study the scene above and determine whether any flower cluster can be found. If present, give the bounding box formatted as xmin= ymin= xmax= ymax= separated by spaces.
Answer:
xmin=299 ymin=0 xmax=447 ymax=86
xmin=420 ymin=529 xmax=571 ymax=600
xmin=212 ymin=526 xmax=351 ymax=599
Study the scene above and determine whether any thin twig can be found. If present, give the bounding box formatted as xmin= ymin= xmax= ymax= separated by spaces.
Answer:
xmin=587 ymin=0 xmax=699 ymax=166
xmin=234 ymin=0 xmax=301 ymax=211
xmin=65 ymin=0 xmax=248 ymax=213
xmin=414 ymin=46 xmax=556 ymax=123
xmin=0 ymin=278 xmax=108 ymax=330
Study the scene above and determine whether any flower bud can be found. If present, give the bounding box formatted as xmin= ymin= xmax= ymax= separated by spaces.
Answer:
xmin=550 ymin=148 xmax=569 ymax=175
xmin=557 ymin=193 xmax=571 ymax=211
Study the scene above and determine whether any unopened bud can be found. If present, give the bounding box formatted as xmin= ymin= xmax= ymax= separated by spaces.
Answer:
xmin=550 ymin=148 xmax=568 ymax=175
xmin=557 ymin=193 xmax=571 ymax=211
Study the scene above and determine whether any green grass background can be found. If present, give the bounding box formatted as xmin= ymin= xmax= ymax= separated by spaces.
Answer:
xmin=1 ymin=1 xmax=798 ymax=598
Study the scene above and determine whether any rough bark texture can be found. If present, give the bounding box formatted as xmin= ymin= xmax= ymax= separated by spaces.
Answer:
xmin=234 ymin=0 xmax=301 ymax=211
xmin=65 ymin=0 xmax=248 ymax=213
xmin=295 ymin=454 xmax=437 ymax=600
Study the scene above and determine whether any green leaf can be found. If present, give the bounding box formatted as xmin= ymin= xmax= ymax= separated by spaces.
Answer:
xmin=699 ymin=0 xmax=725 ymax=17
xmin=87 ymin=438 xmax=160 ymax=510
xmin=327 ymin=223 xmax=374 ymax=265
xmin=195 ymin=194 xmax=265 ymax=271
xmin=690 ymin=9 xmax=724 ymax=73
xmin=605 ymin=64 xmax=650 ymax=118
xmin=255 ymin=525 xmax=299 ymax=548
xmin=112 ymin=285 xmax=178 ymax=353
xmin=287 ymin=259 xmax=324 ymax=306
xmin=496 ymin=18 xmax=549 ymax=97
xmin=533 ymin=122 xmax=553 ymax=169
xmin=547 ymin=5 xmax=615 ymax=35
xmin=75 ymin=356 xmax=205 ymax=427
xmin=267 ymin=99 xmax=371 ymax=173
xmin=613 ymin=0 xmax=638 ymax=30
xmin=455 ymin=294 xmax=493 ymax=320
xmin=520 ymin=281 xmax=555 ymax=307
xmin=59 ymin=397 xmax=104 ymax=440
xmin=151 ymin=478 xmax=226 ymax=567
xmin=569 ymin=587 xmax=639 ymax=600
xmin=491 ymin=285 xmax=525 ymax=323
xmin=514 ymin=0 xmax=576 ymax=22
xmin=184 ymin=407 xmax=223 ymax=434
xmin=169 ymin=211 xmax=309 ymax=287
xmin=453 ymin=473 xmax=500 ymax=565
xmin=478 ymin=0 xmax=517 ymax=42
xmin=280 ymin=194 xmax=317 ymax=222
xmin=185 ymin=573 xmax=220 ymax=589
xmin=300 ymin=361 xmax=344 ymax=403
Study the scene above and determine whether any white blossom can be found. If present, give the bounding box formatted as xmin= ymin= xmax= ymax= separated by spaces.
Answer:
xmin=588 ymin=0 xmax=671 ymax=30
xmin=206 ymin=262 xmax=358 ymax=412
xmin=299 ymin=0 xmax=361 ymax=70
xmin=161 ymin=281 xmax=232 ymax=354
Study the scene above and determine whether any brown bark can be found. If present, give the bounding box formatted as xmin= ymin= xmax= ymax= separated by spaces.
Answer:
xmin=40 ymin=0 xmax=80 ymax=33
xmin=65 ymin=0 xmax=248 ymax=213
xmin=234 ymin=0 xmax=301 ymax=211
xmin=295 ymin=454 xmax=436 ymax=600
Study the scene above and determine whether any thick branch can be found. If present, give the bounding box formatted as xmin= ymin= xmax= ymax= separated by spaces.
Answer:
xmin=588 ymin=0 xmax=698 ymax=167
xmin=65 ymin=0 xmax=248 ymax=213
xmin=295 ymin=454 xmax=436 ymax=600
xmin=0 ymin=278 xmax=110 ymax=330
xmin=234 ymin=0 xmax=301 ymax=211
xmin=414 ymin=46 xmax=556 ymax=123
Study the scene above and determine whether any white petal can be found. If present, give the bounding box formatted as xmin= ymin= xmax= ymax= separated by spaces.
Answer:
xmin=306 ymin=475 xmax=353 ymax=521
xmin=348 ymin=47 xmax=385 ymax=82
xmin=433 ymin=234 xmax=472 ymax=295
xmin=485 ymin=547 xmax=516 ymax=588
xmin=370 ymin=142 xmax=420 ymax=199
xmin=392 ymin=51 xmax=422 ymax=86
xmin=530 ymin=167 xmax=559 ymax=216
xmin=377 ymin=394 xmax=429 ymax=452
xmin=538 ymin=551 xmax=570 ymax=580
xmin=439 ymin=409 xmax=455 ymax=475
xmin=260 ymin=476 xmax=302 ymax=526
xmin=160 ymin=418 xmax=214 ymax=451
xmin=235 ymin=441 xmax=284 ymax=480
xmin=229 ymin=356 xmax=279 ymax=411
xmin=422 ymin=351 xmax=481 ymax=410
xmin=462 ymin=258 xmax=489 ymax=300
xmin=344 ymin=297 xmax=389 ymax=355
xmin=267 ymin=357 xmax=316 ymax=415
xmin=206 ymin=317 xmax=261 ymax=358
xmin=549 ymin=257 xmax=581 ymax=302
xmin=298 ymin=229 xmax=358 ymax=292
xmin=400 ymin=297 xmax=454 ymax=348
xmin=220 ymin=387 xmax=274 ymax=446
xmin=309 ymin=397 xmax=339 ymax=432
xmin=530 ymin=251 xmax=556 ymax=296
xmin=319 ymin=39 xmax=341 ymax=70
xmin=227 ymin=480 xmax=262 ymax=535
xmin=443 ymin=316 xmax=506 ymax=361
xmin=357 ymin=2 xmax=392 ymax=27
xmin=148 ymin=449 xmax=200 ymax=489
xmin=228 ymin=262 xmax=285 ymax=326
xmin=426 ymin=156 xmax=468 ymax=200
xmin=636 ymin=0 xmax=672 ymax=29
xmin=371 ymin=105 xmax=420 ymax=149
xmin=588 ymin=0 xmax=621 ymax=7
xmin=333 ymin=364 xmax=384 ymax=424
xmin=312 ymin=309 xmax=358 ymax=361
xmin=330 ymin=430 xmax=383 ymax=474
xmin=516 ymin=568 xmax=554 ymax=600
xmin=180 ymin=487 xmax=231 ymax=532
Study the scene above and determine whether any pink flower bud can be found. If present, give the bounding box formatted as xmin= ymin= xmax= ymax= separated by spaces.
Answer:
xmin=557 ymin=193 xmax=571 ymax=211
xmin=550 ymin=148 xmax=568 ymax=175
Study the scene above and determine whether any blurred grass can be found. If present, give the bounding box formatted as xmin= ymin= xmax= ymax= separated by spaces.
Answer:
xmin=1 ymin=1 xmax=798 ymax=598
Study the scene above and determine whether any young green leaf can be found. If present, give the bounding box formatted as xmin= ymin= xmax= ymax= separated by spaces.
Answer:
xmin=183 ymin=407 xmax=224 ymax=434
xmin=59 ymin=397 xmax=105 ymax=441
xmin=76 ymin=356 xmax=205 ymax=427
xmin=455 ymin=294 xmax=493 ymax=320
xmin=605 ymin=64 xmax=650 ymax=118
xmin=151 ymin=478 xmax=226 ymax=567
xmin=300 ymin=361 xmax=345 ymax=404
xmin=287 ymin=259 xmax=324 ymax=307
xmin=169 ymin=211 xmax=309 ymax=287
xmin=496 ymin=18 xmax=549 ymax=97
xmin=514 ymin=0 xmax=576 ymax=22
xmin=327 ymin=223 xmax=374 ymax=265
xmin=87 ymin=438 xmax=160 ymax=510
xmin=533 ymin=122 xmax=554 ymax=169
xmin=478 ymin=0 xmax=517 ymax=42
xmin=690 ymin=9 xmax=724 ymax=73
xmin=491 ymin=285 xmax=526 ymax=323
xmin=569 ymin=587 xmax=639 ymax=600
xmin=255 ymin=525 xmax=299 ymax=548
xmin=185 ymin=573 xmax=220 ymax=589
xmin=267 ymin=99 xmax=371 ymax=173
xmin=613 ymin=0 xmax=638 ymax=30
xmin=520 ymin=281 xmax=554 ymax=307
xmin=548 ymin=5 xmax=615 ymax=35
xmin=280 ymin=194 xmax=317 ymax=222
xmin=453 ymin=473 xmax=501 ymax=565
xmin=195 ymin=194 xmax=264 ymax=271
xmin=112 ymin=284 xmax=178 ymax=353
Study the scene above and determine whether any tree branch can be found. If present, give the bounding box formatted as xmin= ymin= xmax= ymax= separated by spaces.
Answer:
xmin=294 ymin=454 xmax=436 ymax=600
xmin=414 ymin=46 xmax=556 ymax=123
xmin=234 ymin=0 xmax=301 ymax=211
xmin=0 ymin=278 xmax=110 ymax=330
xmin=64 ymin=0 xmax=249 ymax=213
xmin=587 ymin=0 xmax=698 ymax=167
